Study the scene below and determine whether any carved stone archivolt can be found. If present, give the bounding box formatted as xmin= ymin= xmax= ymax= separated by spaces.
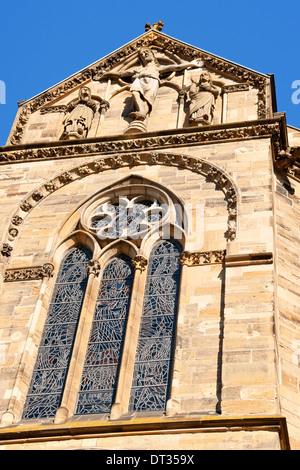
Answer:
xmin=1 ymin=151 xmax=238 ymax=260
xmin=4 ymin=263 xmax=54 ymax=282
xmin=7 ymin=30 xmax=268 ymax=146
xmin=179 ymin=250 xmax=226 ymax=266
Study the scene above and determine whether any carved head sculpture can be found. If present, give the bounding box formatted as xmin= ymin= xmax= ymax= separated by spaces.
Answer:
xmin=78 ymin=86 xmax=92 ymax=102
xmin=138 ymin=47 xmax=158 ymax=66
xmin=199 ymin=72 xmax=212 ymax=86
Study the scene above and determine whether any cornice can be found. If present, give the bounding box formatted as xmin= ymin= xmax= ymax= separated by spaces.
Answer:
xmin=0 ymin=415 xmax=290 ymax=450
xmin=0 ymin=118 xmax=286 ymax=166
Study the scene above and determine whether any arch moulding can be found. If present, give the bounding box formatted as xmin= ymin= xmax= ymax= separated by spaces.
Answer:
xmin=1 ymin=151 xmax=238 ymax=262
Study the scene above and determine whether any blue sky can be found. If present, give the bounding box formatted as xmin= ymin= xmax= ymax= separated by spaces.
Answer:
xmin=0 ymin=0 xmax=299 ymax=146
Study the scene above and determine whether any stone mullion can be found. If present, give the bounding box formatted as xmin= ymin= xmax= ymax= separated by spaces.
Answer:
xmin=54 ymin=262 xmax=101 ymax=424
xmin=110 ymin=255 xmax=148 ymax=420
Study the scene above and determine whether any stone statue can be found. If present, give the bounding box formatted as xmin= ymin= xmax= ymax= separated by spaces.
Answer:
xmin=62 ymin=86 xmax=97 ymax=140
xmin=188 ymin=72 xmax=219 ymax=125
xmin=96 ymin=48 xmax=203 ymax=133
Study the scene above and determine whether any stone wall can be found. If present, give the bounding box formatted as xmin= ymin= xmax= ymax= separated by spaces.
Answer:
xmin=0 ymin=135 xmax=284 ymax=449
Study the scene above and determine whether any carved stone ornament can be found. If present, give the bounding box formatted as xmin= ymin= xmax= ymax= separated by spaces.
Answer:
xmin=1 ymin=151 xmax=239 ymax=259
xmin=145 ymin=21 xmax=164 ymax=32
xmin=188 ymin=72 xmax=219 ymax=126
xmin=4 ymin=263 xmax=54 ymax=282
xmin=62 ymin=86 xmax=97 ymax=140
xmin=40 ymin=105 xmax=68 ymax=115
xmin=1 ymin=243 xmax=13 ymax=257
xmin=86 ymin=259 xmax=101 ymax=277
xmin=131 ymin=255 xmax=148 ymax=272
xmin=0 ymin=119 xmax=284 ymax=166
xmin=179 ymin=250 xmax=226 ymax=266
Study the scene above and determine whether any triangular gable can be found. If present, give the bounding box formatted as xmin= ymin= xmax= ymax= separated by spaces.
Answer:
xmin=24 ymin=29 xmax=268 ymax=109
xmin=8 ymin=29 xmax=271 ymax=145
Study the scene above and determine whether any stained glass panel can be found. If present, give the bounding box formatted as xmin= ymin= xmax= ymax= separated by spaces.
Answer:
xmin=23 ymin=246 xmax=92 ymax=420
xmin=76 ymin=255 xmax=134 ymax=415
xmin=91 ymin=196 xmax=165 ymax=239
xmin=130 ymin=239 xmax=182 ymax=412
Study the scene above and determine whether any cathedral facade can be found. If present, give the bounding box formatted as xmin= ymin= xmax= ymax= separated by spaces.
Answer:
xmin=0 ymin=26 xmax=299 ymax=450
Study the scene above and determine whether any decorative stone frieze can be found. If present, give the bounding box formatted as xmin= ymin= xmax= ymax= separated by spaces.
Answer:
xmin=0 ymin=119 xmax=284 ymax=165
xmin=222 ymin=83 xmax=250 ymax=93
xmin=179 ymin=250 xmax=226 ymax=266
xmin=40 ymin=105 xmax=68 ymax=115
xmin=4 ymin=263 xmax=54 ymax=282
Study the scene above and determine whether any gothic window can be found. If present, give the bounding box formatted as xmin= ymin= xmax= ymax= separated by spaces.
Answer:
xmin=130 ymin=239 xmax=182 ymax=412
xmin=23 ymin=246 xmax=92 ymax=419
xmin=88 ymin=195 xmax=166 ymax=240
xmin=76 ymin=255 xmax=134 ymax=415
xmin=23 ymin=182 xmax=184 ymax=421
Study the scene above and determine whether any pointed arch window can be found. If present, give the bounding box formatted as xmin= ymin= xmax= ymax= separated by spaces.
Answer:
xmin=22 ymin=181 xmax=185 ymax=422
xmin=23 ymin=246 xmax=92 ymax=420
xmin=130 ymin=239 xmax=182 ymax=412
xmin=76 ymin=255 xmax=134 ymax=415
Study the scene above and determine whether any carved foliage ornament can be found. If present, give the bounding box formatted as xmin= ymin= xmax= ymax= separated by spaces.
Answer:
xmin=1 ymin=121 xmax=283 ymax=165
xmin=4 ymin=263 xmax=54 ymax=282
xmin=179 ymin=250 xmax=226 ymax=266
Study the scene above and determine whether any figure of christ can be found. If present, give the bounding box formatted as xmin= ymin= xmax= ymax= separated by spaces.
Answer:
xmin=96 ymin=48 xmax=203 ymax=122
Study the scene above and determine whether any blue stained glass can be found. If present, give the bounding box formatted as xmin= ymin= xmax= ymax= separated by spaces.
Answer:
xmin=23 ymin=246 xmax=92 ymax=420
xmin=76 ymin=255 xmax=133 ymax=415
xmin=130 ymin=239 xmax=182 ymax=412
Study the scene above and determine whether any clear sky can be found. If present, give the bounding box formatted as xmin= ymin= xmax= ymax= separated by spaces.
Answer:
xmin=0 ymin=0 xmax=299 ymax=146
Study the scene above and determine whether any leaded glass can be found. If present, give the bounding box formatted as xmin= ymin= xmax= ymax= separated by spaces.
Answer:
xmin=90 ymin=196 xmax=165 ymax=239
xmin=130 ymin=239 xmax=182 ymax=412
xmin=76 ymin=255 xmax=134 ymax=415
xmin=23 ymin=246 xmax=92 ymax=420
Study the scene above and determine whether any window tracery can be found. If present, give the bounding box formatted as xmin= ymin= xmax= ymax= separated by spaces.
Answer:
xmin=89 ymin=195 xmax=165 ymax=239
